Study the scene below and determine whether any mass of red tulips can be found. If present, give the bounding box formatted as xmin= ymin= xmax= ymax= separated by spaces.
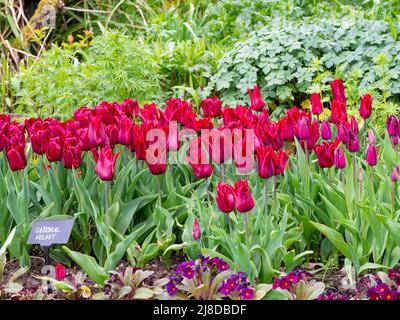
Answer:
xmin=0 ymin=80 xmax=384 ymax=207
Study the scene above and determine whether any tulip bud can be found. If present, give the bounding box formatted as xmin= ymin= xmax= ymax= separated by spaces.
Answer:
xmin=216 ymin=183 xmax=236 ymax=213
xmin=366 ymin=144 xmax=378 ymax=167
xmin=391 ymin=166 xmax=400 ymax=182
xmin=234 ymin=179 xmax=255 ymax=213
xmin=192 ymin=218 xmax=201 ymax=241
xmin=346 ymin=131 xmax=359 ymax=153
xmin=330 ymin=79 xmax=346 ymax=103
xmin=297 ymin=117 xmax=310 ymax=140
xmin=55 ymin=263 xmax=66 ymax=281
xmin=334 ymin=146 xmax=346 ymax=169
xmin=359 ymin=93 xmax=373 ymax=120
xmin=311 ymin=93 xmax=323 ymax=115
xmin=386 ymin=115 xmax=398 ymax=137
xmin=247 ymin=85 xmax=266 ymax=111
xmin=321 ymin=121 xmax=332 ymax=140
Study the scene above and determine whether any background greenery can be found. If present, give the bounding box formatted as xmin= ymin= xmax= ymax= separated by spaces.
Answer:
xmin=2 ymin=0 xmax=400 ymax=121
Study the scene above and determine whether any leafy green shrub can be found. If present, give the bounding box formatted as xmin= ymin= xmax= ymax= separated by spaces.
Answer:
xmin=13 ymin=32 xmax=162 ymax=117
xmin=206 ymin=18 xmax=400 ymax=108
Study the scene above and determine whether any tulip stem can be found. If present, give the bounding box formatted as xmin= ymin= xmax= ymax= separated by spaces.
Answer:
xmin=104 ymin=181 xmax=110 ymax=212
xmin=273 ymin=175 xmax=277 ymax=201
xmin=227 ymin=213 xmax=233 ymax=235
xmin=219 ymin=164 xmax=225 ymax=183
xmin=353 ymin=153 xmax=357 ymax=216
xmin=264 ymin=179 xmax=268 ymax=215
xmin=392 ymin=183 xmax=396 ymax=215
xmin=156 ymin=175 xmax=162 ymax=197
xmin=243 ymin=213 xmax=249 ymax=247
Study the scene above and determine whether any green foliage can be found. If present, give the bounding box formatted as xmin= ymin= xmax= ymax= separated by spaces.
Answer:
xmin=13 ymin=32 xmax=162 ymax=117
xmin=206 ymin=18 xmax=400 ymax=109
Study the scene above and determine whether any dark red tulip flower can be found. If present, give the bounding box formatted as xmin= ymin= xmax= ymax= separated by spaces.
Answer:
xmin=247 ymin=85 xmax=266 ymax=111
xmin=346 ymin=130 xmax=360 ymax=153
xmin=391 ymin=166 xmax=400 ymax=182
xmin=334 ymin=146 xmax=346 ymax=169
xmin=359 ymin=93 xmax=373 ymax=120
xmin=119 ymin=98 xmax=139 ymax=119
xmin=63 ymin=137 xmax=82 ymax=169
xmin=366 ymin=144 xmax=378 ymax=167
xmin=30 ymin=130 xmax=49 ymax=155
xmin=386 ymin=115 xmax=398 ymax=137
xmin=301 ymin=121 xmax=319 ymax=151
xmin=192 ymin=218 xmax=201 ymax=241
xmin=331 ymin=100 xmax=347 ymax=124
xmin=274 ymin=149 xmax=289 ymax=175
xmin=203 ymin=128 xmax=233 ymax=164
xmin=132 ymin=124 xmax=147 ymax=160
xmin=314 ymin=139 xmax=339 ymax=168
xmin=73 ymin=107 xmax=94 ymax=127
xmin=330 ymin=79 xmax=346 ymax=103
xmin=76 ymin=128 xmax=92 ymax=151
xmin=55 ymin=263 xmax=66 ymax=281
xmin=297 ymin=117 xmax=310 ymax=140
xmin=118 ymin=118 xmax=134 ymax=146
xmin=46 ymin=137 xmax=63 ymax=162
xmin=255 ymin=145 xmax=275 ymax=179
xmin=106 ymin=124 xmax=119 ymax=148
xmin=6 ymin=143 xmax=27 ymax=171
xmin=88 ymin=117 xmax=109 ymax=147
xmin=234 ymin=179 xmax=255 ymax=213
xmin=216 ymin=182 xmax=236 ymax=213
xmin=264 ymin=122 xmax=284 ymax=150
xmin=91 ymin=145 xmax=121 ymax=181
xmin=311 ymin=93 xmax=323 ymax=115
xmin=321 ymin=121 xmax=332 ymax=140
xmin=145 ymin=144 xmax=167 ymax=175
xmin=185 ymin=139 xmax=213 ymax=179
xmin=201 ymin=97 xmax=222 ymax=118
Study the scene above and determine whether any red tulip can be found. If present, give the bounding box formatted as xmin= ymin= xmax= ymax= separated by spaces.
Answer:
xmin=314 ymin=140 xmax=338 ymax=168
xmin=391 ymin=166 xmax=400 ymax=182
xmin=346 ymin=130 xmax=359 ymax=153
xmin=30 ymin=130 xmax=48 ymax=155
xmin=321 ymin=121 xmax=332 ymax=140
xmin=311 ymin=93 xmax=323 ymax=115
xmin=145 ymin=144 xmax=167 ymax=175
xmin=359 ymin=94 xmax=372 ymax=120
xmin=201 ymin=97 xmax=222 ymax=118
xmin=301 ymin=121 xmax=319 ymax=151
xmin=386 ymin=115 xmax=398 ymax=137
xmin=46 ymin=137 xmax=63 ymax=162
xmin=334 ymin=146 xmax=346 ymax=169
xmin=331 ymin=100 xmax=347 ymax=124
xmin=55 ymin=263 xmax=66 ymax=281
xmin=106 ymin=124 xmax=119 ymax=148
xmin=274 ymin=149 xmax=289 ymax=175
xmin=216 ymin=182 xmax=236 ymax=213
xmin=247 ymin=85 xmax=266 ymax=111
xmin=88 ymin=117 xmax=109 ymax=147
xmin=234 ymin=179 xmax=255 ymax=213
xmin=118 ymin=118 xmax=134 ymax=146
xmin=255 ymin=145 xmax=275 ymax=179
xmin=330 ymin=79 xmax=346 ymax=103
xmin=366 ymin=144 xmax=378 ymax=167
xmin=73 ymin=107 xmax=94 ymax=127
xmin=297 ymin=117 xmax=310 ymax=140
xmin=119 ymin=98 xmax=139 ymax=119
xmin=63 ymin=137 xmax=82 ymax=169
xmin=192 ymin=218 xmax=201 ymax=241
xmin=6 ymin=144 xmax=27 ymax=171
xmin=185 ymin=140 xmax=213 ymax=179
xmin=132 ymin=124 xmax=147 ymax=160
xmin=76 ymin=128 xmax=92 ymax=151
xmin=203 ymin=128 xmax=232 ymax=164
xmin=264 ymin=122 xmax=283 ymax=150
xmin=92 ymin=145 xmax=120 ymax=181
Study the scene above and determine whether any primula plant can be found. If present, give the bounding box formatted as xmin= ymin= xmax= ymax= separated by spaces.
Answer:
xmin=166 ymin=255 xmax=271 ymax=300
